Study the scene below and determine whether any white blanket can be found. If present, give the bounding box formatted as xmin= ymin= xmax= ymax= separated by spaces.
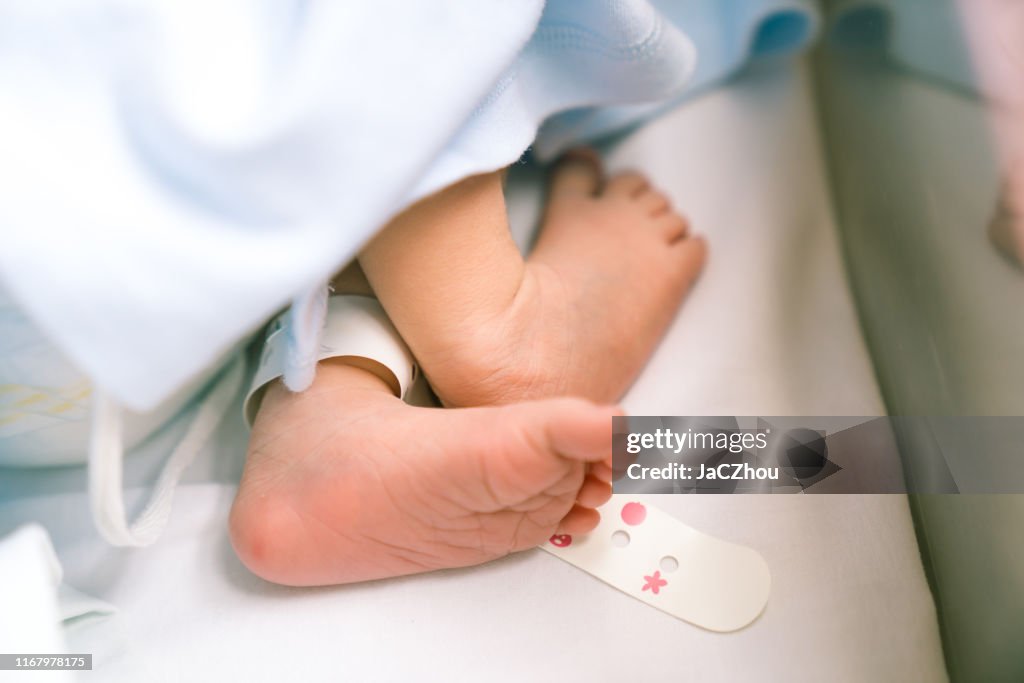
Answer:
xmin=0 ymin=0 xmax=818 ymax=412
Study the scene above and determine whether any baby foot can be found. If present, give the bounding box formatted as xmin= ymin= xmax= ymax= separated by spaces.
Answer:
xmin=432 ymin=150 xmax=707 ymax=406
xmin=229 ymin=363 xmax=617 ymax=586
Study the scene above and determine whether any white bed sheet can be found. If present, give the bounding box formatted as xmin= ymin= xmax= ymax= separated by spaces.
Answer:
xmin=0 ymin=61 xmax=947 ymax=682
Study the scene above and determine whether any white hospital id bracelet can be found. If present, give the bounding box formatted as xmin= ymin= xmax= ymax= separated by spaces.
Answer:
xmin=243 ymin=295 xmax=416 ymax=425
xmin=543 ymin=496 xmax=771 ymax=632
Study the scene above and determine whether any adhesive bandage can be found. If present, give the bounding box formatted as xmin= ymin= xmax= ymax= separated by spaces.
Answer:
xmin=542 ymin=496 xmax=771 ymax=632
xmin=243 ymin=295 xmax=416 ymax=425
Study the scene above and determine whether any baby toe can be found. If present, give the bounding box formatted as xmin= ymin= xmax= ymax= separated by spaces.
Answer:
xmin=605 ymin=170 xmax=650 ymax=198
xmin=638 ymin=189 xmax=672 ymax=217
xmin=575 ymin=475 xmax=613 ymax=509
xmin=549 ymin=148 xmax=604 ymax=200
xmin=557 ymin=504 xmax=602 ymax=535
xmin=655 ymin=211 xmax=690 ymax=243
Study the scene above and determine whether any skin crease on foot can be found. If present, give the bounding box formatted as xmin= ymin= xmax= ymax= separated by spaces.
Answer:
xmin=229 ymin=362 xmax=619 ymax=587
xmin=359 ymin=149 xmax=708 ymax=408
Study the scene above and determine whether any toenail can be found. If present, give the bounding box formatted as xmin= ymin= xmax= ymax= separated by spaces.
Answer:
xmin=560 ymin=148 xmax=600 ymax=165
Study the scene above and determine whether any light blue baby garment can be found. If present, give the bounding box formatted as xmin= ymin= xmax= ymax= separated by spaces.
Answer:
xmin=536 ymin=0 xmax=821 ymax=158
xmin=0 ymin=288 xmax=220 ymax=467
xmin=0 ymin=0 xmax=821 ymax=415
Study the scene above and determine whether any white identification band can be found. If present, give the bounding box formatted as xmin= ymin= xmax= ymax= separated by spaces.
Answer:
xmin=244 ymin=295 xmax=416 ymax=425
xmin=542 ymin=496 xmax=770 ymax=632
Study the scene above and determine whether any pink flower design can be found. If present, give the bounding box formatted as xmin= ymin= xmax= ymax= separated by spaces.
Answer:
xmin=642 ymin=570 xmax=668 ymax=595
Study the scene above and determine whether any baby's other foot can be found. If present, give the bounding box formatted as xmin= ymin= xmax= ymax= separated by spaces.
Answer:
xmin=229 ymin=363 xmax=617 ymax=586
xmin=991 ymin=160 xmax=1024 ymax=267
xmin=433 ymin=149 xmax=707 ymax=406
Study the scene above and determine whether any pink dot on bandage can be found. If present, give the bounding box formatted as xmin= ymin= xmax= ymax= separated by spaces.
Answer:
xmin=549 ymin=534 xmax=572 ymax=548
xmin=621 ymin=502 xmax=647 ymax=526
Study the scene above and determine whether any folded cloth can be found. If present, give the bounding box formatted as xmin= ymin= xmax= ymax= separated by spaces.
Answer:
xmin=536 ymin=0 xmax=821 ymax=158
xmin=0 ymin=0 xmax=818 ymax=415
xmin=0 ymin=524 xmax=65 ymax=656
xmin=0 ymin=524 xmax=114 ymax=663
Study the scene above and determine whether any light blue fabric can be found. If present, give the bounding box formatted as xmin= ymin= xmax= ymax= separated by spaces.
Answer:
xmin=0 ymin=0 xmax=819 ymax=412
xmin=536 ymin=0 xmax=820 ymax=158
